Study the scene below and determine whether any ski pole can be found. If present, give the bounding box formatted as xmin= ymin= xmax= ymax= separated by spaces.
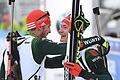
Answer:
xmin=93 ymin=7 xmax=108 ymax=68
xmin=64 ymin=0 xmax=76 ymax=79
xmin=64 ymin=0 xmax=80 ymax=79
xmin=7 ymin=0 xmax=15 ymax=80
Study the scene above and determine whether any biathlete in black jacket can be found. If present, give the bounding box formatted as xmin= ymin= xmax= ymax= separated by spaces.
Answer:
xmin=59 ymin=14 xmax=113 ymax=80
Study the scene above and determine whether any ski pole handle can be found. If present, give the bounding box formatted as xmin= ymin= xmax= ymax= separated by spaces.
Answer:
xmin=93 ymin=7 xmax=100 ymax=15
xmin=9 ymin=0 xmax=15 ymax=5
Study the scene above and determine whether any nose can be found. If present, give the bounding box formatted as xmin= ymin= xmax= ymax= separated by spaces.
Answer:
xmin=59 ymin=26 xmax=64 ymax=33
xmin=48 ymin=28 xmax=51 ymax=33
xmin=49 ymin=29 xmax=51 ymax=33
xmin=59 ymin=28 xmax=63 ymax=34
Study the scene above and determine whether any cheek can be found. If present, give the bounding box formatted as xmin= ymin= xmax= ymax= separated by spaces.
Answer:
xmin=47 ymin=28 xmax=51 ymax=33
xmin=44 ymin=29 xmax=49 ymax=34
xmin=61 ymin=29 xmax=67 ymax=33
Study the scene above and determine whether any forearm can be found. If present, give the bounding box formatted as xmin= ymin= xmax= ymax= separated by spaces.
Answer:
xmin=79 ymin=36 xmax=101 ymax=50
xmin=79 ymin=36 xmax=109 ymax=52
xmin=42 ymin=39 xmax=67 ymax=55
xmin=80 ymin=51 xmax=112 ymax=80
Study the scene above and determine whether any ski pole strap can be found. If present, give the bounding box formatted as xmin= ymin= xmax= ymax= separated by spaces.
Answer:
xmin=74 ymin=15 xmax=90 ymax=63
xmin=74 ymin=15 xmax=90 ymax=34
xmin=9 ymin=0 xmax=15 ymax=5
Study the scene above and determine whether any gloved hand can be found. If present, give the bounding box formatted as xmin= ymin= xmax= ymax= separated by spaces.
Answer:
xmin=64 ymin=62 xmax=83 ymax=77
xmin=98 ymin=36 xmax=110 ymax=55
xmin=6 ymin=31 xmax=21 ymax=41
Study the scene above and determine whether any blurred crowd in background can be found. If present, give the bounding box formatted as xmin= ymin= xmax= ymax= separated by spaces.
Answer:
xmin=0 ymin=12 xmax=27 ymax=33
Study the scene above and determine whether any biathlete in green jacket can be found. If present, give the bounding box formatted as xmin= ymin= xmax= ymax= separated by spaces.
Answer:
xmin=22 ymin=9 xmax=67 ymax=80
xmin=0 ymin=9 xmax=67 ymax=80
xmin=59 ymin=14 xmax=113 ymax=80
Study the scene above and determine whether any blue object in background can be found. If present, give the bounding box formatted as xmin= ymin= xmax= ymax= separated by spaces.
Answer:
xmin=0 ymin=30 xmax=25 ymax=54
xmin=106 ymin=37 xmax=120 ymax=80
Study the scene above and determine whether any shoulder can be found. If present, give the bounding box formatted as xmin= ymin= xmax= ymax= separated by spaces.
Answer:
xmin=17 ymin=35 xmax=34 ymax=45
xmin=32 ymin=37 xmax=42 ymax=44
xmin=32 ymin=38 xmax=55 ymax=48
xmin=43 ymin=38 xmax=53 ymax=43
xmin=41 ymin=38 xmax=59 ymax=45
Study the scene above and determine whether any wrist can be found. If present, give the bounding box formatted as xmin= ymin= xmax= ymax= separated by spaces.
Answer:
xmin=78 ymin=69 xmax=86 ymax=77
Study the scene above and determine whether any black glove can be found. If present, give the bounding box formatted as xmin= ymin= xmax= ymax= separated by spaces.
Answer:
xmin=6 ymin=31 xmax=21 ymax=41
xmin=98 ymin=36 xmax=110 ymax=55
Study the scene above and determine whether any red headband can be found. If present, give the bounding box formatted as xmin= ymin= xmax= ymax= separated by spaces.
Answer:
xmin=62 ymin=14 xmax=71 ymax=29
xmin=26 ymin=10 xmax=51 ymax=30
xmin=35 ymin=16 xmax=51 ymax=27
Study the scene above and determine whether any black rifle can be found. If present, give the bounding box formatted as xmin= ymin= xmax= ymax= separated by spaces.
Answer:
xmin=7 ymin=0 xmax=22 ymax=80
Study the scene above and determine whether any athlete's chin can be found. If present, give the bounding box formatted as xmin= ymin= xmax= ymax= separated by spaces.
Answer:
xmin=42 ymin=34 xmax=48 ymax=38
xmin=60 ymin=39 xmax=64 ymax=42
xmin=43 ymin=36 xmax=47 ymax=38
xmin=60 ymin=37 xmax=67 ymax=43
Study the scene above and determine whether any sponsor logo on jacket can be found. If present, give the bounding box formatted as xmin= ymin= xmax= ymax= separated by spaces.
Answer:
xmin=83 ymin=37 xmax=101 ymax=45
xmin=92 ymin=56 xmax=102 ymax=62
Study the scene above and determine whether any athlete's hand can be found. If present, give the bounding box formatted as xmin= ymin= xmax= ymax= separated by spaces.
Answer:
xmin=98 ymin=36 xmax=110 ymax=55
xmin=6 ymin=31 xmax=21 ymax=41
xmin=64 ymin=62 xmax=83 ymax=77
